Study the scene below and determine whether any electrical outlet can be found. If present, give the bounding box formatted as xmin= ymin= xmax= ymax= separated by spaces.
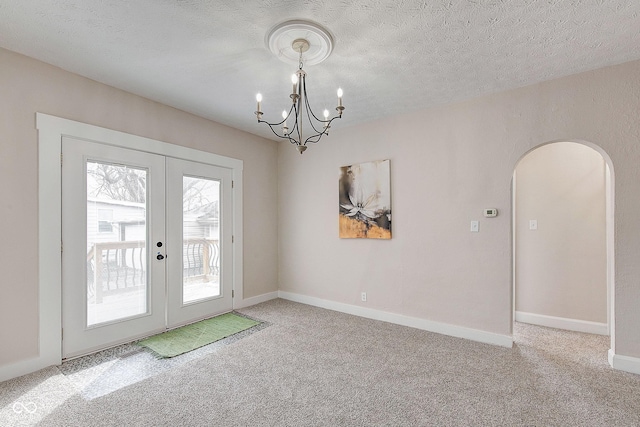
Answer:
xmin=361 ymin=292 xmax=367 ymax=302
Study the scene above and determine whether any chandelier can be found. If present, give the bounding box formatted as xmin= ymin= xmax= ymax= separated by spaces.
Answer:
xmin=255 ymin=21 xmax=345 ymax=154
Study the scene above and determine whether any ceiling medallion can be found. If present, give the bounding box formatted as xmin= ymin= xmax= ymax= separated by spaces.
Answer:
xmin=255 ymin=20 xmax=344 ymax=154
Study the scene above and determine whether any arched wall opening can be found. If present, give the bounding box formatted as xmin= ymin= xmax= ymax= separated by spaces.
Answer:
xmin=511 ymin=140 xmax=615 ymax=353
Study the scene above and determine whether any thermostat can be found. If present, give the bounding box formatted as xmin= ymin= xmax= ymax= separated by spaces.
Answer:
xmin=483 ymin=208 xmax=498 ymax=218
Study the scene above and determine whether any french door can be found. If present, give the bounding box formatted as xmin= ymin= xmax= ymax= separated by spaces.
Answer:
xmin=61 ymin=137 xmax=233 ymax=358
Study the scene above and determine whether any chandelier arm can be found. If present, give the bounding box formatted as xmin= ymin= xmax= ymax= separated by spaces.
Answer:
xmin=301 ymin=84 xmax=326 ymax=123
xmin=258 ymin=119 xmax=297 ymax=140
xmin=304 ymin=133 xmax=324 ymax=145
xmin=259 ymin=102 xmax=294 ymax=127
xmin=258 ymin=101 xmax=295 ymax=128
xmin=304 ymin=115 xmax=342 ymax=145
xmin=260 ymin=103 xmax=296 ymax=138
xmin=305 ymin=119 xmax=326 ymax=138
xmin=305 ymin=105 xmax=341 ymax=124
xmin=299 ymin=81 xmax=335 ymax=138
xmin=304 ymin=87 xmax=343 ymax=123
xmin=303 ymin=96 xmax=334 ymax=137
xmin=290 ymin=99 xmax=302 ymax=144
xmin=302 ymin=91 xmax=325 ymax=136
xmin=278 ymin=105 xmax=300 ymax=145
xmin=284 ymin=102 xmax=295 ymax=122
xmin=273 ymin=100 xmax=305 ymax=147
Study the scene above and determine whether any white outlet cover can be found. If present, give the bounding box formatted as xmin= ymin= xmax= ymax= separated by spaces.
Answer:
xmin=529 ymin=220 xmax=538 ymax=230
xmin=471 ymin=221 xmax=479 ymax=232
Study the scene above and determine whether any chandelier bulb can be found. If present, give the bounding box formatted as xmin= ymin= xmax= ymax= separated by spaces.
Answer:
xmin=282 ymin=110 xmax=288 ymax=133
xmin=255 ymin=93 xmax=263 ymax=118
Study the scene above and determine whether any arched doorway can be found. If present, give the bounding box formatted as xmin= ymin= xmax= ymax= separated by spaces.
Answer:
xmin=512 ymin=141 xmax=615 ymax=347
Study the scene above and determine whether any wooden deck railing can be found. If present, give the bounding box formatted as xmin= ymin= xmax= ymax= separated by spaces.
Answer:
xmin=87 ymin=239 xmax=220 ymax=303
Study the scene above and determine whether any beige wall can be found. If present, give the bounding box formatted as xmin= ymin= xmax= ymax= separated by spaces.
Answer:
xmin=4 ymin=45 xmax=640 ymax=373
xmin=0 ymin=48 xmax=279 ymax=366
xmin=515 ymin=142 xmax=607 ymax=323
xmin=278 ymin=59 xmax=640 ymax=358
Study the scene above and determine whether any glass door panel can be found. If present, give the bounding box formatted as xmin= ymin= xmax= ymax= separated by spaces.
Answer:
xmin=166 ymin=158 xmax=233 ymax=328
xmin=182 ymin=176 xmax=221 ymax=304
xmin=86 ymin=161 xmax=148 ymax=326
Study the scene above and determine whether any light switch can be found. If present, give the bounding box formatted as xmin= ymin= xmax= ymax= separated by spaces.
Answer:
xmin=471 ymin=220 xmax=479 ymax=232
xmin=529 ymin=220 xmax=538 ymax=230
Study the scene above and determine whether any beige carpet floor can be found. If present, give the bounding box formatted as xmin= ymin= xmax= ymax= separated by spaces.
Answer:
xmin=1 ymin=298 xmax=639 ymax=426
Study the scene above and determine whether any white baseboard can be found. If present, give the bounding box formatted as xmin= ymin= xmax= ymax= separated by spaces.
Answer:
xmin=608 ymin=349 xmax=640 ymax=375
xmin=515 ymin=311 xmax=609 ymax=335
xmin=278 ymin=291 xmax=513 ymax=348
xmin=0 ymin=354 xmax=59 ymax=383
xmin=234 ymin=291 xmax=279 ymax=309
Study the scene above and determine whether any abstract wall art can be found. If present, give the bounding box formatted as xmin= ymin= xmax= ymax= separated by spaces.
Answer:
xmin=339 ymin=159 xmax=391 ymax=239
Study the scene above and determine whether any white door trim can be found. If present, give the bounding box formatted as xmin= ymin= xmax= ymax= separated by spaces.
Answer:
xmin=35 ymin=112 xmax=243 ymax=369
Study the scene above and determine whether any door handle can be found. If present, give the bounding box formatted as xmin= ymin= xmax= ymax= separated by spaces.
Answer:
xmin=156 ymin=252 xmax=165 ymax=260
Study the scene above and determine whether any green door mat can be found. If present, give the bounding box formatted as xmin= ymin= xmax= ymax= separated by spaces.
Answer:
xmin=138 ymin=313 xmax=260 ymax=358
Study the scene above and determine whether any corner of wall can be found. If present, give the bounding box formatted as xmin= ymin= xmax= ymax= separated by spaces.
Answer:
xmin=609 ymin=349 xmax=640 ymax=376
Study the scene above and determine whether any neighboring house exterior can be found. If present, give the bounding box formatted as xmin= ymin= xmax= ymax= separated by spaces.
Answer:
xmin=87 ymin=198 xmax=146 ymax=250
xmin=87 ymin=198 xmax=219 ymax=247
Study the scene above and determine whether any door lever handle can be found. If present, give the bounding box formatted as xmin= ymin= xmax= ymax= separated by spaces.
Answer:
xmin=156 ymin=253 xmax=165 ymax=260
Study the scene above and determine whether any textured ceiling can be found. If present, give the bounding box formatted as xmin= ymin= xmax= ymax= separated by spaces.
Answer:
xmin=1 ymin=1 xmax=640 ymax=141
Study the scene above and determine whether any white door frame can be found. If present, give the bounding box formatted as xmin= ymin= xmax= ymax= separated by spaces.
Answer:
xmin=36 ymin=112 xmax=243 ymax=366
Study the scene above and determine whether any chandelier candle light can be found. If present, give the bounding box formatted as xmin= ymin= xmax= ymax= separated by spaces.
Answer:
xmin=255 ymin=21 xmax=345 ymax=154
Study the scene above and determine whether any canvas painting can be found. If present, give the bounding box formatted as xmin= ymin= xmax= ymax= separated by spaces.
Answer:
xmin=339 ymin=159 xmax=391 ymax=239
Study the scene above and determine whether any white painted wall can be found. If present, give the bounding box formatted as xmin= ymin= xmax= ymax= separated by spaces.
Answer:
xmin=0 ymin=48 xmax=279 ymax=367
xmin=515 ymin=142 xmax=606 ymax=326
xmin=277 ymin=58 xmax=640 ymax=360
